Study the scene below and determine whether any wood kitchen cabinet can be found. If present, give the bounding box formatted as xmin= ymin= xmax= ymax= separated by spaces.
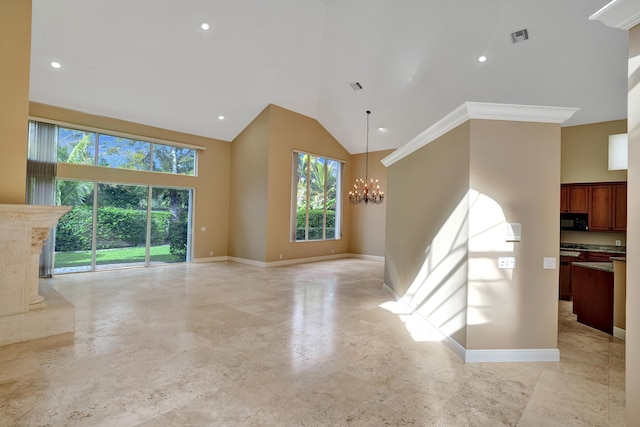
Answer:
xmin=572 ymin=264 xmax=614 ymax=334
xmin=588 ymin=182 xmax=627 ymax=232
xmin=586 ymin=251 xmax=617 ymax=262
xmin=559 ymin=252 xmax=587 ymax=300
xmin=559 ymin=256 xmax=573 ymax=300
xmin=612 ymin=183 xmax=627 ymax=231
xmin=560 ymin=184 xmax=588 ymax=213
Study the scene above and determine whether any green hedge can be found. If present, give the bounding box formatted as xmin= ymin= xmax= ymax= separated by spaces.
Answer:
xmin=296 ymin=208 xmax=335 ymax=240
xmin=55 ymin=206 xmax=173 ymax=251
xmin=56 ymin=206 xmax=93 ymax=251
xmin=168 ymin=210 xmax=188 ymax=261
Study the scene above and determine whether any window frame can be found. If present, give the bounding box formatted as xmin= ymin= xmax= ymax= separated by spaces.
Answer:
xmin=29 ymin=117 xmax=202 ymax=177
xmin=291 ymin=150 xmax=343 ymax=242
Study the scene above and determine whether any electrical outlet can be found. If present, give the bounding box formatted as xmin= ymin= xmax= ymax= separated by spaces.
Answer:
xmin=615 ymin=240 xmax=621 ymax=246
xmin=209 ymin=251 xmax=213 ymax=256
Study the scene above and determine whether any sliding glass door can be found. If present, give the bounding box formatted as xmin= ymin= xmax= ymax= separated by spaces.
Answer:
xmin=54 ymin=180 xmax=193 ymax=274
xmin=150 ymin=187 xmax=191 ymax=265
xmin=96 ymin=183 xmax=149 ymax=270
xmin=54 ymin=180 xmax=95 ymax=273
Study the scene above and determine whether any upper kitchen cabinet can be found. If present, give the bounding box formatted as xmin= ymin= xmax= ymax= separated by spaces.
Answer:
xmin=588 ymin=182 xmax=627 ymax=232
xmin=612 ymin=183 xmax=627 ymax=231
xmin=560 ymin=184 xmax=588 ymax=213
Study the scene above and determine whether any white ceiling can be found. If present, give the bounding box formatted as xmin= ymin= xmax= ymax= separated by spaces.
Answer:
xmin=29 ymin=0 xmax=629 ymax=154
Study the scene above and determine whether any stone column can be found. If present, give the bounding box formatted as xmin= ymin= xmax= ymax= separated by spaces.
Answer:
xmin=28 ymin=227 xmax=52 ymax=308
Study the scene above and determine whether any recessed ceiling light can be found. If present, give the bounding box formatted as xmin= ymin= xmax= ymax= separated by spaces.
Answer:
xmin=218 ymin=115 xmax=225 ymax=120
xmin=50 ymin=61 xmax=62 ymax=69
xmin=377 ymin=126 xmax=386 ymax=132
xmin=478 ymin=55 xmax=487 ymax=63
xmin=200 ymin=23 xmax=211 ymax=31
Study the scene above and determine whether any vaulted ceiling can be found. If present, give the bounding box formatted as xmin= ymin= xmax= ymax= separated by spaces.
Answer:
xmin=29 ymin=0 xmax=629 ymax=154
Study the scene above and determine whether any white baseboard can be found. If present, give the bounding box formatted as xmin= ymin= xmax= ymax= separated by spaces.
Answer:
xmin=614 ymin=326 xmax=626 ymax=340
xmin=227 ymin=257 xmax=267 ymax=267
xmin=193 ymin=256 xmax=228 ymax=263
xmin=349 ymin=253 xmax=385 ymax=262
xmin=465 ymin=349 xmax=560 ymax=363
xmin=226 ymin=253 xmax=383 ymax=268
xmin=382 ymin=283 xmax=560 ymax=363
xmin=265 ymin=253 xmax=349 ymax=267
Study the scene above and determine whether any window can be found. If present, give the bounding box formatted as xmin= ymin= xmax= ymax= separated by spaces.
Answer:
xmin=57 ymin=127 xmax=96 ymax=165
xmin=293 ymin=152 xmax=342 ymax=241
xmin=48 ymin=122 xmax=197 ymax=176
xmin=152 ymin=143 xmax=196 ymax=175
xmin=98 ymin=135 xmax=151 ymax=171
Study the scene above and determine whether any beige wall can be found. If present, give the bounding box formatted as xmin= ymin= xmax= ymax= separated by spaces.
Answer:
xmin=29 ymin=102 xmax=231 ymax=260
xmin=561 ymin=120 xmax=627 ymax=184
xmin=228 ymin=108 xmax=270 ymax=261
xmin=0 ymin=0 xmax=31 ymax=203
xmin=349 ymin=149 xmax=393 ymax=257
xmin=626 ymin=22 xmax=640 ymax=426
xmin=265 ymin=105 xmax=351 ymax=262
xmin=467 ymin=120 xmax=560 ymax=350
xmin=385 ymin=118 xmax=561 ymax=352
xmin=385 ymin=122 xmax=471 ymax=347
xmin=228 ymin=104 xmax=352 ymax=263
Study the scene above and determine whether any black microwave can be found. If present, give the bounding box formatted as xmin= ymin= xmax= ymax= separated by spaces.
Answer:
xmin=560 ymin=213 xmax=588 ymax=231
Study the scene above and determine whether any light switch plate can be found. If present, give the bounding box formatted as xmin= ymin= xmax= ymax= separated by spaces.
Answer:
xmin=543 ymin=257 xmax=556 ymax=269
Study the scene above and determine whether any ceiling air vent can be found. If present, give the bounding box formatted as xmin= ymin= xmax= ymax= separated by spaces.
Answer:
xmin=349 ymin=81 xmax=363 ymax=91
xmin=511 ymin=29 xmax=529 ymax=43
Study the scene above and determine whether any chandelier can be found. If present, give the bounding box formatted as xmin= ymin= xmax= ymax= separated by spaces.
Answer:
xmin=349 ymin=110 xmax=384 ymax=204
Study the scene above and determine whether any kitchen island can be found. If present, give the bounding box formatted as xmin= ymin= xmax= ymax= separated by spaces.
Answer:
xmin=558 ymin=243 xmax=625 ymax=301
xmin=571 ymin=262 xmax=613 ymax=334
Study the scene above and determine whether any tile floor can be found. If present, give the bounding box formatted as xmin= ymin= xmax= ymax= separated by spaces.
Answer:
xmin=0 ymin=258 xmax=626 ymax=426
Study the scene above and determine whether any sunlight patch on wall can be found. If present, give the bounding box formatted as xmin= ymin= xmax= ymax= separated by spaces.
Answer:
xmin=467 ymin=189 xmax=515 ymax=327
xmin=399 ymin=193 xmax=469 ymax=338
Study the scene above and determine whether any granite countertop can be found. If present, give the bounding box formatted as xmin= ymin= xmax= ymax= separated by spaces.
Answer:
xmin=560 ymin=243 xmax=626 ymax=255
xmin=560 ymin=250 xmax=581 ymax=258
xmin=610 ymin=256 xmax=626 ymax=262
xmin=571 ymin=261 xmax=614 ymax=273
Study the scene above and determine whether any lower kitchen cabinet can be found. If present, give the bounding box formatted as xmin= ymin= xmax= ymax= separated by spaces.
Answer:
xmin=571 ymin=264 xmax=614 ymax=334
xmin=559 ymin=256 xmax=572 ymax=300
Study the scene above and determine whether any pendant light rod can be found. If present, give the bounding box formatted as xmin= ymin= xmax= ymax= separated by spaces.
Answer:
xmin=365 ymin=110 xmax=370 ymax=182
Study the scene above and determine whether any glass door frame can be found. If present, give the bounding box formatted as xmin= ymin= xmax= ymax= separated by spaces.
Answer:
xmin=54 ymin=179 xmax=194 ymax=274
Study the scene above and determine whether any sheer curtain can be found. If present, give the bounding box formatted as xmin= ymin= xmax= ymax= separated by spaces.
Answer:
xmin=26 ymin=121 xmax=58 ymax=277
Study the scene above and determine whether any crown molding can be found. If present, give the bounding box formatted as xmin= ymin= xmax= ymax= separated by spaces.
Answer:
xmin=381 ymin=102 xmax=579 ymax=167
xmin=589 ymin=0 xmax=640 ymax=30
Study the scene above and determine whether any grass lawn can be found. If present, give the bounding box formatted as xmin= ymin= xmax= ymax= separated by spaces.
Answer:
xmin=55 ymin=245 xmax=178 ymax=268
